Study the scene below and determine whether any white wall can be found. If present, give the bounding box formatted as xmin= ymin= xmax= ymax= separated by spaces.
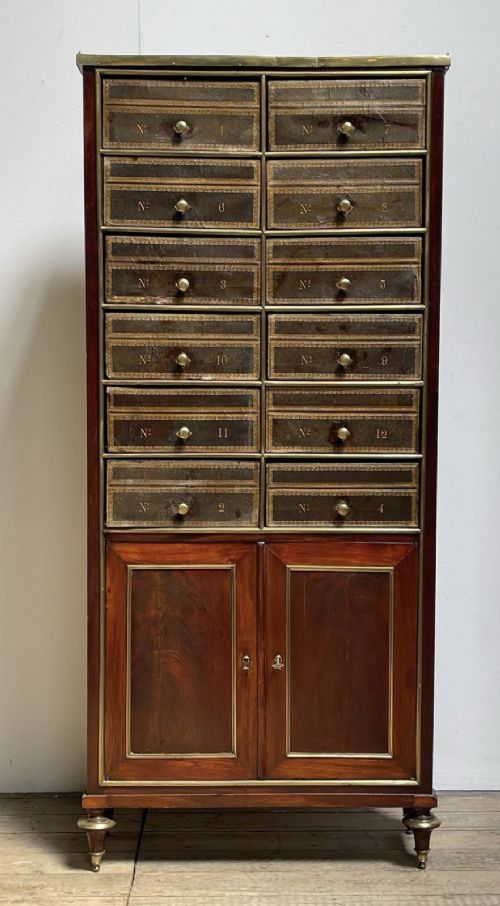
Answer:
xmin=0 ymin=0 xmax=498 ymax=792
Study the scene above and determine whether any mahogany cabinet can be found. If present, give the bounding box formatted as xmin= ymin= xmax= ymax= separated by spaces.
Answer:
xmin=77 ymin=53 xmax=449 ymax=871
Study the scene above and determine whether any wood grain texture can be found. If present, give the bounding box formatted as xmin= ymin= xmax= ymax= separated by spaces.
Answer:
xmin=263 ymin=541 xmax=418 ymax=781
xmin=104 ymin=542 xmax=258 ymax=782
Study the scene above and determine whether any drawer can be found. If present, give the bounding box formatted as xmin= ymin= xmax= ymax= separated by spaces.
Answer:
xmin=266 ymin=387 xmax=419 ymax=453
xmin=105 ymin=236 xmax=261 ymax=306
xmin=103 ymin=78 xmax=260 ymax=151
xmin=104 ymin=157 xmax=260 ymax=229
xmin=268 ymin=78 xmax=425 ymax=151
xmin=266 ymin=462 xmax=419 ymax=527
xmin=268 ymin=314 xmax=422 ymax=380
xmin=106 ymin=460 xmax=260 ymax=528
xmin=105 ymin=313 xmax=260 ymax=381
xmin=267 ymin=159 xmax=422 ymax=230
xmin=266 ymin=238 xmax=422 ymax=306
xmin=107 ymin=387 xmax=260 ymax=453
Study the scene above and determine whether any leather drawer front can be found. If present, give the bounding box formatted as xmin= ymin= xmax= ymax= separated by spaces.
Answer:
xmin=105 ymin=313 xmax=260 ymax=381
xmin=267 ymin=159 xmax=422 ymax=230
xmin=268 ymin=78 xmax=425 ymax=151
xmin=105 ymin=236 xmax=261 ymax=306
xmin=266 ymin=462 xmax=419 ymax=528
xmin=266 ymin=237 xmax=422 ymax=306
xmin=106 ymin=387 xmax=260 ymax=453
xmin=103 ymin=157 xmax=260 ymax=229
xmin=266 ymin=387 xmax=419 ymax=454
xmin=106 ymin=460 xmax=260 ymax=528
xmin=103 ymin=78 xmax=260 ymax=151
xmin=268 ymin=313 xmax=422 ymax=380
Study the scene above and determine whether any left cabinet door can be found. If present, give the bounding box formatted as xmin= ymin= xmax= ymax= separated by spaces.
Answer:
xmin=104 ymin=541 xmax=257 ymax=782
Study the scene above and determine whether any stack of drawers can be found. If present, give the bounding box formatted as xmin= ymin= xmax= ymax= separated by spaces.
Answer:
xmin=101 ymin=73 xmax=426 ymax=533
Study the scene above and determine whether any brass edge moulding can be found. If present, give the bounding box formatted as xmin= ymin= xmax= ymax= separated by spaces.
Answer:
xmin=285 ymin=565 xmax=395 ymax=759
xmin=125 ymin=564 xmax=237 ymax=760
xmin=76 ymin=54 xmax=451 ymax=71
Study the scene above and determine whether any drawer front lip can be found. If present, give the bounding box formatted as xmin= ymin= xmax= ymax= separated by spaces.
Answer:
xmin=103 ymin=78 xmax=261 ymax=107
xmin=267 ymin=264 xmax=421 ymax=306
xmin=266 ymin=413 xmax=419 ymax=454
xmin=268 ymin=342 xmax=422 ymax=381
xmin=104 ymin=185 xmax=260 ymax=229
xmin=107 ymin=414 xmax=260 ymax=453
xmin=266 ymin=488 xmax=419 ymax=528
xmin=105 ymin=262 xmax=261 ymax=306
xmin=268 ymin=109 xmax=425 ymax=152
xmin=268 ymin=78 xmax=426 ymax=107
xmin=268 ymin=186 xmax=422 ymax=230
xmin=104 ymin=108 xmax=260 ymax=152
xmin=107 ymin=487 xmax=260 ymax=528
xmin=267 ymin=462 xmax=419 ymax=489
xmin=105 ymin=340 xmax=260 ymax=381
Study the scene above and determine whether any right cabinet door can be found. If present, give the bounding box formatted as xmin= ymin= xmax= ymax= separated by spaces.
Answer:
xmin=263 ymin=540 xmax=418 ymax=781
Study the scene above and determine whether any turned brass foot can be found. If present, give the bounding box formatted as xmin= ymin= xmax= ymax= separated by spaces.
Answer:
xmin=77 ymin=813 xmax=116 ymax=872
xmin=402 ymin=810 xmax=441 ymax=869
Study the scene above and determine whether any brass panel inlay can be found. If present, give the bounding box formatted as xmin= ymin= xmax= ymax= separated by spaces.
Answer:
xmin=285 ymin=566 xmax=394 ymax=760
xmin=125 ymin=564 xmax=237 ymax=759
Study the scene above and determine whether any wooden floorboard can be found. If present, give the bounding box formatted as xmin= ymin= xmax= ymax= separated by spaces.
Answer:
xmin=0 ymin=793 xmax=498 ymax=904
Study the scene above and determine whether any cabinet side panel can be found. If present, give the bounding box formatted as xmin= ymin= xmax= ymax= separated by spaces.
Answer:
xmin=83 ymin=67 xmax=100 ymax=793
xmin=419 ymin=69 xmax=445 ymax=790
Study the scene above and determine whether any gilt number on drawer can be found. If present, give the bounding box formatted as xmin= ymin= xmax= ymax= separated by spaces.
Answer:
xmin=376 ymin=428 xmax=389 ymax=439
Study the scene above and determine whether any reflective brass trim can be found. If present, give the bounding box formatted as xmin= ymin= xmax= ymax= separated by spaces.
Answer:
xmin=97 ymin=776 xmax=418 ymax=786
xmin=76 ymin=54 xmax=451 ymax=71
xmin=125 ymin=564 xmax=237 ymax=759
xmin=285 ymin=565 xmax=394 ymax=760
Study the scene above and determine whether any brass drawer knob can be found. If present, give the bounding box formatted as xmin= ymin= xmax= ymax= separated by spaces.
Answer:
xmin=176 ymin=425 xmax=192 ymax=441
xmin=176 ymin=502 xmax=190 ymax=516
xmin=241 ymin=655 xmax=251 ymax=671
xmin=173 ymin=119 xmax=190 ymax=136
xmin=337 ymin=426 xmax=351 ymax=442
xmin=338 ymin=120 xmax=356 ymax=137
xmin=337 ymin=198 xmax=353 ymax=215
xmin=175 ymin=276 xmax=190 ymax=294
xmin=174 ymin=198 xmax=191 ymax=215
xmin=336 ymin=276 xmax=351 ymax=293
xmin=272 ymin=654 xmax=285 ymax=671
xmin=338 ymin=352 xmax=353 ymax=368
xmin=336 ymin=500 xmax=350 ymax=518
xmin=176 ymin=352 xmax=191 ymax=368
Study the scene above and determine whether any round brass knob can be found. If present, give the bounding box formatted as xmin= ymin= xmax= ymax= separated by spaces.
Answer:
xmin=338 ymin=120 xmax=356 ymax=137
xmin=176 ymin=502 xmax=190 ymax=516
xmin=174 ymin=198 xmax=190 ymax=215
xmin=176 ymin=426 xmax=192 ymax=441
xmin=336 ymin=276 xmax=351 ymax=293
xmin=337 ymin=198 xmax=353 ymax=215
xmin=173 ymin=119 xmax=190 ymax=136
xmin=175 ymin=276 xmax=190 ymax=294
xmin=176 ymin=352 xmax=190 ymax=368
xmin=336 ymin=500 xmax=350 ymax=518
xmin=337 ymin=426 xmax=351 ymax=442
xmin=338 ymin=352 xmax=353 ymax=368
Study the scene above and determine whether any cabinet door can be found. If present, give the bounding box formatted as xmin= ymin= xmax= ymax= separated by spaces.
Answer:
xmin=104 ymin=542 xmax=257 ymax=782
xmin=263 ymin=541 xmax=418 ymax=781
